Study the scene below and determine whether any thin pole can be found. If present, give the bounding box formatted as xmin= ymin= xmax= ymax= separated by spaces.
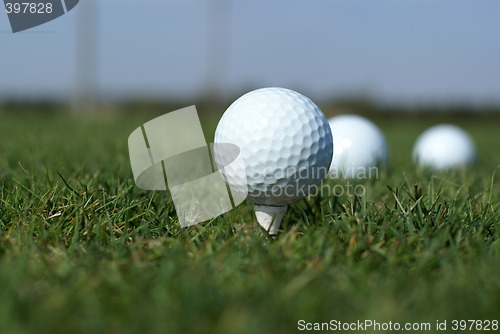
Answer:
xmin=205 ymin=0 xmax=232 ymax=102
xmin=73 ymin=0 xmax=98 ymax=113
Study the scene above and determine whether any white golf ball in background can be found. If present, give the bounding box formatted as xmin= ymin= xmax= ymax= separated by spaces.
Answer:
xmin=328 ymin=114 xmax=388 ymax=179
xmin=412 ymin=124 xmax=476 ymax=170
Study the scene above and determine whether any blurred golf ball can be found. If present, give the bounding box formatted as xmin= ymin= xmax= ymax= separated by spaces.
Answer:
xmin=214 ymin=87 xmax=333 ymax=206
xmin=328 ymin=114 xmax=388 ymax=179
xmin=412 ymin=124 xmax=476 ymax=170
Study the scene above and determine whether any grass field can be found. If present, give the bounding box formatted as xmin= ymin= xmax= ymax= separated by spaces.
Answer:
xmin=0 ymin=109 xmax=499 ymax=333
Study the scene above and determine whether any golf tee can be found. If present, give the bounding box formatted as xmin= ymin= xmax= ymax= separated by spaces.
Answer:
xmin=254 ymin=205 xmax=288 ymax=237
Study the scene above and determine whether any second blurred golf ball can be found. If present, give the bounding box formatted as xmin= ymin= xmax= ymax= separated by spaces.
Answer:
xmin=328 ymin=114 xmax=388 ymax=179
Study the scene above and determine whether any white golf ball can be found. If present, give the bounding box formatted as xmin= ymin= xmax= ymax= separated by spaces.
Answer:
xmin=412 ymin=124 xmax=476 ymax=170
xmin=328 ymin=114 xmax=388 ymax=179
xmin=214 ymin=87 xmax=333 ymax=206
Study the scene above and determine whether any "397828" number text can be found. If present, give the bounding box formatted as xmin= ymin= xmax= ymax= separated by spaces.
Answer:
xmin=5 ymin=3 xmax=53 ymax=14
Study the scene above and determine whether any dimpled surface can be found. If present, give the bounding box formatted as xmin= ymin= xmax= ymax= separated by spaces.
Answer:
xmin=328 ymin=114 xmax=388 ymax=178
xmin=214 ymin=87 xmax=333 ymax=206
xmin=413 ymin=124 xmax=476 ymax=170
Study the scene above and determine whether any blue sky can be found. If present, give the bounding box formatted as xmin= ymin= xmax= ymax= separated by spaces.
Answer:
xmin=1 ymin=0 xmax=499 ymax=103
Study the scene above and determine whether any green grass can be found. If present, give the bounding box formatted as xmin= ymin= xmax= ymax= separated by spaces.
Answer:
xmin=0 ymin=111 xmax=499 ymax=334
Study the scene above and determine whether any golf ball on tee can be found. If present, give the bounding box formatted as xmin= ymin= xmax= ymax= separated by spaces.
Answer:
xmin=328 ymin=114 xmax=388 ymax=179
xmin=412 ymin=124 xmax=476 ymax=170
xmin=214 ymin=87 xmax=333 ymax=206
